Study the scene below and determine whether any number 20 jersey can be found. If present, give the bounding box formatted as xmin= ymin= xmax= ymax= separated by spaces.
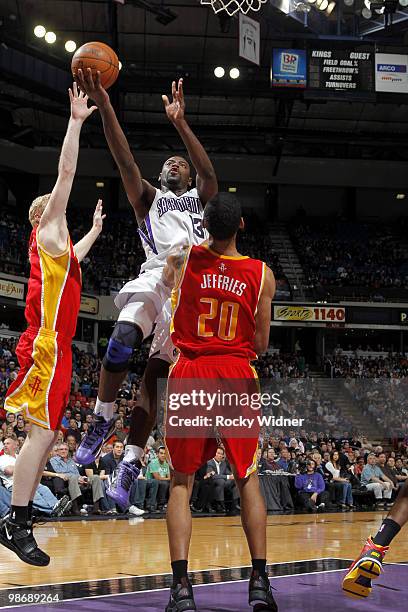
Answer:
xmin=138 ymin=187 xmax=208 ymax=272
xmin=171 ymin=245 xmax=266 ymax=360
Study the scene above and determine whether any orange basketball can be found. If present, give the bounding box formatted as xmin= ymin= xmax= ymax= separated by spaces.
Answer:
xmin=71 ymin=42 xmax=120 ymax=90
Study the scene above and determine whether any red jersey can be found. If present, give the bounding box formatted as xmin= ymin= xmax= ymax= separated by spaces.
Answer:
xmin=171 ymin=244 xmax=266 ymax=360
xmin=25 ymin=228 xmax=82 ymax=338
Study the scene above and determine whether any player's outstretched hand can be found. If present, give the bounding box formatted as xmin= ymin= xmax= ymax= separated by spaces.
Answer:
xmin=69 ymin=81 xmax=97 ymax=122
xmin=76 ymin=68 xmax=110 ymax=108
xmin=92 ymin=199 xmax=106 ymax=233
xmin=162 ymin=78 xmax=185 ymax=124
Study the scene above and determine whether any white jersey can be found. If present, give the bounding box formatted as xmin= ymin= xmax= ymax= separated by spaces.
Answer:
xmin=138 ymin=187 xmax=208 ymax=272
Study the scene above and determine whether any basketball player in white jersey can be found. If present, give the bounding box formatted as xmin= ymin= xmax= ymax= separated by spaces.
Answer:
xmin=75 ymin=71 xmax=218 ymax=506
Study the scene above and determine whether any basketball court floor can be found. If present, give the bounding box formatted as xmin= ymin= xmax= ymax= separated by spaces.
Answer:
xmin=0 ymin=511 xmax=407 ymax=611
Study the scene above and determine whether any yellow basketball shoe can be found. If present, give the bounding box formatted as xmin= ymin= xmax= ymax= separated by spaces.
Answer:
xmin=342 ymin=536 xmax=388 ymax=599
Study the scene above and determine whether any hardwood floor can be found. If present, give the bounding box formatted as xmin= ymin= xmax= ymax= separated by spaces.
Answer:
xmin=0 ymin=511 xmax=406 ymax=590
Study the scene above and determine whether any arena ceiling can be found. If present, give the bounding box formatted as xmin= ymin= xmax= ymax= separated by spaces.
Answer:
xmin=1 ymin=0 xmax=408 ymax=161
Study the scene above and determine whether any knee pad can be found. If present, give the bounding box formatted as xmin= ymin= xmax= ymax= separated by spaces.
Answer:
xmin=117 ymin=299 xmax=158 ymax=340
xmin=102 ymin=322 xmax=143 ymax=372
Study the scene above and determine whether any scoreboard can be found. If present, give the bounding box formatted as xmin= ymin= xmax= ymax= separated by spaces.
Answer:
xmin=270 ymin=45 xmax=406 ymax=98
xmin=308 ymin=49 xmax=374 ymax=92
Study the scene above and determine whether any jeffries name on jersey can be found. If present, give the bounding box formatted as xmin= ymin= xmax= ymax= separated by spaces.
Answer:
xmin=200 ymin=272 xmax=246 ymax=297
xmin=171 ymin=244 xmax=265 ymax=360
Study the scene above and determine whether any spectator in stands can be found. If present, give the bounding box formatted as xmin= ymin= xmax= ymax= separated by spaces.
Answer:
xmin=61 ymin=409 xmax=72 ymax=429
xmin=110 ymin=419 xmax=127 ymax=444
xmin=50 ymin=443 xmax=104 ymax=515
xmin=354 ymin=457 xmax=365 ymax=478
xmin=100 ymin=441 xmax=124 ymax=475
xmin=360 ymin=453 xmax=394 ymax=509
xmin=325 ymin=450 xmax=354 ymax=510
xmin=383 ymin=457 xmax=405 ymax=494
xmin=190 ymin=464 xmax=215 ymax=514
xmin=84 ymin=455 xmax=117 ymax=515
xmin=277 ymin=447 xmax=296 ymax=473
xmin=295 ymin=460 xmax=328 ymax=512
xmin=395 ymin=458 xmax=408 ymax=483
xmin=66 ymin=435 xmax=78 ymax=458
xmin=205 ymin=448 xmax=239 ymax=515
xmin=259 ymin=448 xmax=281 ymax=473
xmin=129 ymin=450 xmax=159 ymax=515
xmin=13 ymin=415 xmax=26 ymax=439
xmin=66 ymin=418 xmax=81 ymax=444
xmin=146 ymin=446 xmax=171 ymax=512
xmin=0 ymin=438 xmax=70 ymax=517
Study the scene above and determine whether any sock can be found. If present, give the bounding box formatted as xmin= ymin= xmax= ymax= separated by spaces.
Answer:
xmin=373 ymin=518 xmax=401 ymax=547
xmin=95 ymin=398 xmax=115 ymax=422
xmin=171 ymin=560 xmax=188 ymax=586
xmin=252 ymin=559 xmax=267 ymax=576
xmin=27 ymin=501 xmax=33 ymax=521
xmin=124 ymin=445 xmax=144 ymax=464
xmin=10 ymin=505 xmax=29 ymax=525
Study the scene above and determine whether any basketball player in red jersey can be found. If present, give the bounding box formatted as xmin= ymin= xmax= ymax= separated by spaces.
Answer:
xmin=0 ymin=84 xmax=104 ymax=566
xmin=162 ymin=193 xmax=277 ymax=612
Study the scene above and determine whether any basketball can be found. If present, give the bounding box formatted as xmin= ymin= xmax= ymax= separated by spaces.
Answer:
xmin=71 ymin=42 xmax=119 ymax=89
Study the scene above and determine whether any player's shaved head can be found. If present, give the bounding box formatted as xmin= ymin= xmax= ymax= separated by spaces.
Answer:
xmin=203 ymin=192 xmax=242 ymax=240
xmin=160 ymin=156 xmax=191 ymax=191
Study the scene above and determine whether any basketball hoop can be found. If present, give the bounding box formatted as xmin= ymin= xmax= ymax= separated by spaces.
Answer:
xmin=200 ymin=0 xmax=268 ymax=17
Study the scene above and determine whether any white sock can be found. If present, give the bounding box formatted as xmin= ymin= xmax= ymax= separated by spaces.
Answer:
xmin=124 ymin=445 xmax=144 ymax=463
xmin=95 ymin=398 xmax=115 ymax=422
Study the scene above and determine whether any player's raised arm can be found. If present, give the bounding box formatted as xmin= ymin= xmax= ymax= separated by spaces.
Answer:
xmin=76 ymin=68 xmax=156 ymax=221
xmin=74 ymin=200 xmax=106 ymax=263
xmin=39 ymin=83 xmax=96 ymax=254
xmin=254 ymin=266 xmax=275 ymax=356
xmin=162 ymin=79 xmax=218 ymax=205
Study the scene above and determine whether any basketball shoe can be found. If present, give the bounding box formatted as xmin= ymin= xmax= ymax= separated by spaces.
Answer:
xmin=165 ymin=577 xmax=196 ymax=612
xmin=342 ymin=536 xmax=388 ymax=599
xmin=75 ymin=415 xmax=118 ymax=465
xmin=0 ymin=516 xmax=50 ymax=567
xmin=248 ymin=571 xmax=278 ymax=611
xmin=107 ymin=461 xmax=140 ymax=508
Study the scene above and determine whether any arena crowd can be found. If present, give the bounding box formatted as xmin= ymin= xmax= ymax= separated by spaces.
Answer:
xmin=1 ymin=336 xmax=407 ymax=519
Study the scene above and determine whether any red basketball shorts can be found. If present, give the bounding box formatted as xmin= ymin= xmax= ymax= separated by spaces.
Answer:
xmin=165 ymin=355 xmax=260 ymax=479
xmin=5 ymin=326 xmax=73 ymax=431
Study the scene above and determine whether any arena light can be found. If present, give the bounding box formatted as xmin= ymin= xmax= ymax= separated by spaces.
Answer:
xmin=362 ymin=6 xmax=372 ymax=15
xmin=229 ymin=67 xmax=240 ymax=79
xmin=400 ymin=0 xmax=408 ymax=6
xmin=214 ymin=66 xmax=225 ymax=78
xmin=34 ymin=25 xmax=46 ymax=38
xmin=96 ymin=181 xmax=105 ymax=188
xmin=326 ymin=1 xmax=336 ymax=13
xmin=396 ymin=193 xmax=406 ymax=200
xmin=317 ymin=0 xmax=329 ymax=9
xmin=44 ymin=31 xmax=56 ymax=44
xmin=228 ymin=187 xmax=237 ymax=193
xmin=343 ymin=0 xmax=354 ymax=5
xmin=307 ymin=0 xmax=317 ymax=3
xmin=65 ymin=40 xmax=77 ymax=53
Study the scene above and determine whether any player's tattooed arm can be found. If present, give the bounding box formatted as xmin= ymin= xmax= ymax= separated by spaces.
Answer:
xmin=254 ymin=266 xmax=275 ymax=356
xmin=162 ymin=79 xmax=218 ymax=205
xmin=76 ymin=68 xmax=156 ymax=221
xmin=162 ymin=245 xmax=190 ymax=289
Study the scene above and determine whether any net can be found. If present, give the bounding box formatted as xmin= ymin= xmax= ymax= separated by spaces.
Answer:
xmin=200 ymin=0 xmax=268 ymax=16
